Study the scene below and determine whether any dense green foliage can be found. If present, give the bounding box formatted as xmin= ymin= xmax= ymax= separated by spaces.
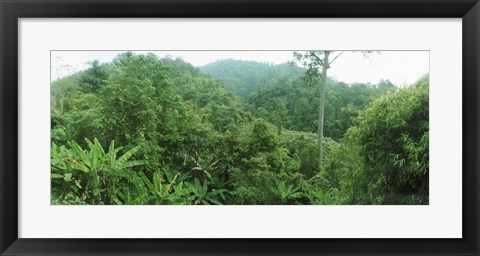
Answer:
xmin=248 ymin=78 xmax=396 ymax=140
xmin=201 ymin=59 xmax=396 ymax=140
xmin=51 ymin=53 xmax=429 ymax=205
xmin=343 ymin=78 xmax=429 ymax=204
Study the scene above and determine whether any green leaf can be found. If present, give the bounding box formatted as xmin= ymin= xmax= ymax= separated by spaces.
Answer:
xmin=109 ymin=140 xmax=116 ymax=164
xmin=69 ymin=161 xmax=90 ymax=173
xmin=74 ymin=180 xmax=82 ymax=189
xmin=93 ymin=138 xmax=106 ymax=156
xmin=64 ymin=173 xmax=73 ymax=181
xmin=119 ymin=160 xmax=147 ymax=169
xmin=117 ymin=145 xmax=141 ymax=165
xmin=68 ymin=140 xmax=91 ymax=168
xmin=139 ymin=172 xmax=157 ymax=197
xmin=51 ymin=173 xmax=63 ymax=179
xmin=207 ymin=198 xmax=222 ymax=205
xmin=194 ymin=178 xmax=202 ymax=192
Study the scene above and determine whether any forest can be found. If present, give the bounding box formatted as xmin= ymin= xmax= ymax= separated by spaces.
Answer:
xmin=51 ymin=51 xmax=429 ymax=205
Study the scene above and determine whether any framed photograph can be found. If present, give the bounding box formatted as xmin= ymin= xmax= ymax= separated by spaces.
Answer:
xmin=1 ymin=0 xmax=479 ymax=255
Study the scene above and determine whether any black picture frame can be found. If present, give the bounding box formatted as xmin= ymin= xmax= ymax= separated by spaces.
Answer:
xmin=1 ymin=0 xmax=479 ymax=255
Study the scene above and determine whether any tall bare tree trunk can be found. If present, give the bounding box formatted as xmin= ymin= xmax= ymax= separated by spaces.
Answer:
xmin=318 ymin=51 xmax=330 ymax=171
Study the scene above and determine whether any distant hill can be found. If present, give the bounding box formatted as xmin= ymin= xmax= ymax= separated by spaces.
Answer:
xmin=200 ymin=58 xmax=397 ymax=140
xmin=200 ymin=59 xmax=305 ymax=99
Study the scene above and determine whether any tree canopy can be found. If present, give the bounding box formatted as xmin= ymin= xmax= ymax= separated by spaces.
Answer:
xmin=51 ymin=52 xmax=429 ymax=205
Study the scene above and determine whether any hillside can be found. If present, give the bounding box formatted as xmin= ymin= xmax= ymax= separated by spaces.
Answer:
xmin=200 ymin=59 xmax=305 ymax=99
xmin=50 ymin=52 xmax=429 ymax=205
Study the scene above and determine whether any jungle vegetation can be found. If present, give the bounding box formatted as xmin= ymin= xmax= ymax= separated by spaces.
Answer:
xmin=51 ymin=52 xmax=429 ymax=205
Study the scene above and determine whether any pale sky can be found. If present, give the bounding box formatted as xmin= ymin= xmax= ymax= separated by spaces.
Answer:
xmin=51 ymin=50 xmax=429 ymax=86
